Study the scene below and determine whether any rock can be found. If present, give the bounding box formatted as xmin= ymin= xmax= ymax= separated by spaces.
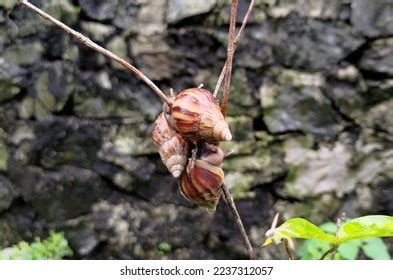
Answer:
xmin=31 ymin=62 xmax=76 ymax=120
xmin=226 ymin=69 xmax=260 ymax=117
xmin=351 ymin=0 xmax=393 ymax=38
xmin=167 ymin=0 xmax=217 ymax=24
xmin=0 ymin=0 xmax=17 ymax=10
xmin=326 ymin=80 xmax=366 ymax=121
xmin=283 ymin=139 xmax=355 ymax=199
xmin=29 ymin=117 xmax=103 ymax=170
xmin=81 ymin=21 xmax=116 ymax=42
xmin=0 ymin=58 xmax=24 ymax=103
xmin=0 ymin=176 xmax=17 ymax=212
xmin=225 ymin=172 xmax=255 ymax=199
xmin=372 ymin=179 xmax=393 ymax=215
xmin=112 ymin=0 xmax=140 ymax=29
xmin=3 ymin=41 xmax=44 ymax=65
xmin=106 ymin=36 xmax=128 ymax=69
xmin=0 ymin=80 xmax=20 ymax=103
xmin=364 ymin=79 xmax=393 ymax=106
xmin=283 ymin=136 xmax=393 ymax=199
xmin=92 ymin=200 xmax=146 ymax=251
xmin=12 ymin=0 xmax=79 ymax=37
xmin=9 ymin=122 xmax=35 ymax=145
xmin=64 ymin=220 xmax=98 ymax=257
xmin=275 ymin=194 xmax=342 ymax=225
xmin=271 ymin=14 xmax=365 ymax=71
xmin=359 ymin=38 xmax=393 ymax=76
xmin=0 ymin=128 xmax=9 ymax=171
xmin=260 ymin=68 xmax=342 ymax=137
xmin=268 ymin=0 xmax=347 ymax=20
xmin=365 ymin=100 xmax=393 ymax=136
xmin=78 ymin=0 xmax=117 ymax=21
xmin=13 ymin=165 xmax=112 ymax=221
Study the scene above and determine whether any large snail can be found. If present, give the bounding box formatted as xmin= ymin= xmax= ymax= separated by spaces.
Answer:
xmin=152 ymin=112 xmax=189 ymax=178
xmin=180 ymin=144 xmax=225 ymax=212
xmin=168 ymin=88 xmax=232 ymax=143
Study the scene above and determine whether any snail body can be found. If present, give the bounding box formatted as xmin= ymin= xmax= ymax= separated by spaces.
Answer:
xmin=180 ymin=145 xmax=225 ymax=212
xmin=152 ymin=113 xmax=189 ymax=178
xmin=170 ymin=88 xmax=232 ymax=143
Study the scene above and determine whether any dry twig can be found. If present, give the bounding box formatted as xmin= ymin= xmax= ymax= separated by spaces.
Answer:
xmin=220 ymin=0 xmax=238 ymax=116
xmin=17 ymin=0 xmax=171 ymax=105
xmin=221 ymin=184 xmax=255 ymax=260
xmin=214 ymin=0 xmax=255 ymax=98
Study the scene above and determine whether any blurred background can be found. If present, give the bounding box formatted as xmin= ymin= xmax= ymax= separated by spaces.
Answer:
xmin=0 ymin=0 xmax=392 ymax=259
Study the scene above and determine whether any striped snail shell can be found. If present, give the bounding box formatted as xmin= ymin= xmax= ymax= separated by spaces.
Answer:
xmin=180 ymin=145 xmax=225 ymax=212
xmin=152 ymin=112 xmax=189 ymax=178
xmin=170 ymin=88 xmax=232 ymax=143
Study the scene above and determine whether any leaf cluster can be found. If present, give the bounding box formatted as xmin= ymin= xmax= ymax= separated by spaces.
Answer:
xmin=263 ymin=215 xmax=393 ymax=260
xmin=0 ymin=231 xmax=73 ymax=260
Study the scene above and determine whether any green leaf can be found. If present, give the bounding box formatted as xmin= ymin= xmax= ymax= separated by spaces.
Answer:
xmin=337 ymin=240 xmax=361 ymax=260
xmin=362 ymin=238 xmax=391 ymax=260
xmin=264 ymin=218 xmax=337 ymax=246
xmin=337 ymin=216 xmax=393 ymax=243
xmin=319 ymin=222 xmax=337 ymax=235
xmin=298 ymin=239 xmax=331 ymax=260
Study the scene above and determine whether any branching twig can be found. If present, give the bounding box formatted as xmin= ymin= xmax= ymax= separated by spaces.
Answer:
xmin=221 ymin=184 xmax=255 ymax=260
xmin=214 ymin=0 xmax=255 ymax=98
xmin=18 ymin=0 xmax=172 ymax=105
xmin=220 ymin=0 xmax=238 ymax=116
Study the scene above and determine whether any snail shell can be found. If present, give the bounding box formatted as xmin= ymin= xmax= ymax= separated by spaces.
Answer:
xmin=170 ymin=88 xmax=232 ymax=143
xmin=180 ymin=159 xmax=224 ymax=212
xmin=152 ymin=113 xmax=189 ymax=178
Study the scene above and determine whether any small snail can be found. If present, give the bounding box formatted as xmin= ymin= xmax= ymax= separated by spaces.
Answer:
xmin=152 ymin=112 xmax=189 ymax=178
xmin=169 ymin=88 xmax=232 ymax=143
xmin=180 ymin=144 xmax=225 ymax=212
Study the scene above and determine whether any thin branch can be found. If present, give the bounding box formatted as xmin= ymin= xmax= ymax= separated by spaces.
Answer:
xmin=320 ymin=245 xmax=337 ymax=260
xmin=221 ymin=184 xmax=255 ymax=260
xmin=214 ymin=0 xmax=255 ymax=98
xmin=220 ymin=0 xmax=239 ymax=116
xmin=18 ymin=0 xmax=172 ymax=106
xmin=283 ymin=239 xmax=295 ymax=260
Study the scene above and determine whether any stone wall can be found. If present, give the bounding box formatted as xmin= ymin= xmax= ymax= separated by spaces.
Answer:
xmin=0 ymin=0 xmax=392 ymax=259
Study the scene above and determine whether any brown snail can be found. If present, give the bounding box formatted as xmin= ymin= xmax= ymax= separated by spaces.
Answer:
xmin=180 ymin=144 xmax=225 ymax=212
xmin=152 ymin=112 xmax=189 ymax=178
xmin=169 ymin=88 xmax=232 ymax=143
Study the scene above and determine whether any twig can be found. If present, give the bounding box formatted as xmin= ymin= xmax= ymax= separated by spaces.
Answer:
xmin=320 ymin=245 xmax=337 ymax=260
xmin=221 ymin=184 xmax=255 ymax=260
xmin=220 ymin=0 xmax=239 ymax=116
xmin=283 ymin=239 xmax=295 ymax=260
xmin=214 ymin=0 xmax=255 ymax=98
xmin=18 ymin=0 xmax=171 ymax=106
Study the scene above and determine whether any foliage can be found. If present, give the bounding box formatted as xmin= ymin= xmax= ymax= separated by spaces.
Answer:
xmin=157 ymin=242 xmax=172 ymax=256
xmin=263 ymin=215 xmax=393 ymax=260
xmin=298 ymin=222 xmax=391 ymax=260
xmin=0 ymin=231 xmax=73 ymax=260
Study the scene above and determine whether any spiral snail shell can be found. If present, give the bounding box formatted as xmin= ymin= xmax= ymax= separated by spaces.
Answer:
xmin=152 ymin=113 xmax=189 ymax=178
xmin=170 ymin=88 xmax=232 ymax=143
xmin=180 ymin=145 xmax=225 ymax=212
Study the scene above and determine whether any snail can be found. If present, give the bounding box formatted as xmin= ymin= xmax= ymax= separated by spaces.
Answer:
xmin=180 ymin=144 xmax=225 ymax=212
xmin=169 ymin=88 xmax=232 ymax=143
xmin=152 ymin=112 xmax=190 ymax=178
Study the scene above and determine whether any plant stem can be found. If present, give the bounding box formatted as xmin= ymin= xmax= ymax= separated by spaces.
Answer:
xmin=220 ymin=0 xmax=239 ymax=116
xmin=18 ymin=0 xmax=171 ymax=106
xmin=221 ymin=184 xmax=255 ymax=260
xmin=214 ymin=0 xmax=255 ymax=98
xmin=320 ymin=245 xmax=337 ymax=260
xmin=283 ymin=239 xmax=295 ymax=260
